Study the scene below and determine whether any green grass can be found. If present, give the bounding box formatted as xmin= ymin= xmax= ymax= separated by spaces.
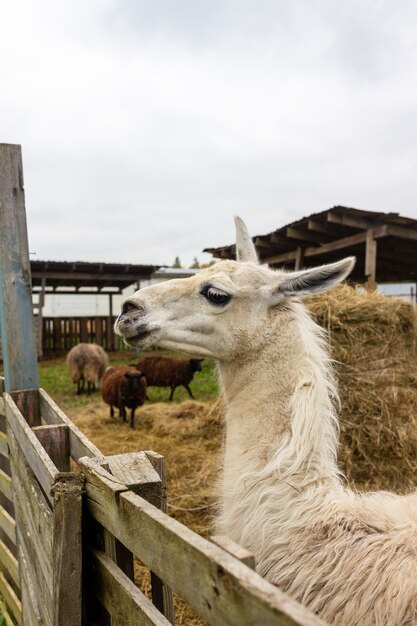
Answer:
xmin=37 ymin=349 xmax=219 ymax=409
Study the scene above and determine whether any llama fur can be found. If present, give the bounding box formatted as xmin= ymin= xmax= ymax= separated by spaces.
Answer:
xmin=101 ymin=365 xmax=147 ymax=429
xmin=114 ymin=217 xmax=417 ymax=626
xmin=66 ymin=343 xmax=108 ymax=394
xmin=135 ymin=355 xmax=203 ymax=400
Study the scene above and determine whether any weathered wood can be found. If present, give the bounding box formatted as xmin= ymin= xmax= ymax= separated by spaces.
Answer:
xmin=11 ymin=389 xmax=40 ymax=427
xmin=8 ymin=427 xmax=54 ymax=573
xmin=211 ymin=535 xmax=256 ymax=569
xmin=365 ymin=229 xmax=377 ymax=290
xmin=33 ymin=424 xmax=70 ymax=472
xmin=0 ymin=144 xmax=39 ymax=392
xmin=89 ymin=547 xmax=171 ymax=626
xmin=0 ymin=396 xmax=5 ymax=416
xmin=39 ymin=389 xmax=104 ymax=460
xmin=144 ymin=451 xmax=174 ymax=623
xmin=0 ymin=432 xmax=9 ymax=458
xmin=0 ymin=536 xmax=19 ymax=589
xmin=264 ymin=231 xmax=368 ymax=265
xmin=286 ymin=227 xmax=327 ymax=245
xmin=0 ymin=504 xmax=16 ymax=545
xmin=80 ymin=457 xmax=323 ymax=626
xmin=19 ymin=546 xmax=44 ymax=626
xmin=51 ymin=473 xmax=84 ymax=626
xmin=106 ymin=452 xmax=162 ymax=508
xmin=104 ymin=452 xmax=166 ymax=624
xmin=0 ymin=467 xmax=12 ymax=501
xmin=0 ymin=378 xmax=4 ymax=395
xmin=0 ymin=570 xmax=22 ymax=625
xmin=294 ymin=247 xmax=304 ymax=271
xmin=4 ymin=393 xmax=58 ymax=503
xmin=15 ymin=512 xmax=52 ymax=626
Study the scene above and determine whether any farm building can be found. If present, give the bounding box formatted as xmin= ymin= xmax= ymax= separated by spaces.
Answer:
xmin=29 ymin=263 xmax=199 ymax=355
xmin=204 ymin=205 xmax=417 ymax=298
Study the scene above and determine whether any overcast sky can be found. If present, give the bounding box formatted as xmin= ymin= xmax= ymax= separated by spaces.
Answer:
xmin=1 ymin=1 xmax=416 ymax=267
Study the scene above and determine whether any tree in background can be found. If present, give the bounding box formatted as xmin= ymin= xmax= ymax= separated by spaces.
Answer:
xmin=172 ymin=256 xmax=182 ymax=268
xmin=190 ymin=257 xmax=200 ymax=269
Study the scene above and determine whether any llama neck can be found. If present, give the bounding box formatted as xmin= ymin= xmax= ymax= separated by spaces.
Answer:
xmin=218 ymin=301 xmax=340 ymax=491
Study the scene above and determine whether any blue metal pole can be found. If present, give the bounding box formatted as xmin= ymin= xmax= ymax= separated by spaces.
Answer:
xmin=0 ymin=143 xmax=39 ymax=392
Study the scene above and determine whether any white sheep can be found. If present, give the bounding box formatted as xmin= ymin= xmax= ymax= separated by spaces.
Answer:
xmin=114 ymin=217 xmax=417 ymax=626
xmin=66 ymin=343 xmax=108 ymax=394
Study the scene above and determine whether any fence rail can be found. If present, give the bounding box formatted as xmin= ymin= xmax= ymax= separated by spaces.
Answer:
xmin=0 ymin=378 xmax=324 ymax=626
xmin=42 ymin=316 xmax=130 ymax=353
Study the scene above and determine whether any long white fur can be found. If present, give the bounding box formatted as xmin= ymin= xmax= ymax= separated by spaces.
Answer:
xmin=115 ymin=218 xmax=417 ymax=626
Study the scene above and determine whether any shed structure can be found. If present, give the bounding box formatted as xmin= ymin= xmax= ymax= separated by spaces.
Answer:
xmin=204 ymin=206 xmax=417 ymax=289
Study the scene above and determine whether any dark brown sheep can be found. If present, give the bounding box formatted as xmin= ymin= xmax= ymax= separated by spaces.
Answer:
xmin=101 ymin=366 xmax=147 ymax=429
xmin=135 ymin=356 xmax=203 ymax=401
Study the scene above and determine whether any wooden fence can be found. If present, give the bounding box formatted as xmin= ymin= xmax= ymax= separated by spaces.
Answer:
xmin=0 ymin=379 xmax=323 ymax=626
xmin=42 ymin=317 xmax=130 ymax=353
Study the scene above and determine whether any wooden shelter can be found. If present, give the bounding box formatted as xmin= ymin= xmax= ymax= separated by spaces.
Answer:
xmin=29 ymin=261 xmax=157 ymax=355
xmin=204 ymin=206 xmax=417 ymax=289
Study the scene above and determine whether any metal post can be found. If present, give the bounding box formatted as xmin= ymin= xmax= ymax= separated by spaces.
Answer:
xmin=0 ymin=144 xmax=39 ymax=393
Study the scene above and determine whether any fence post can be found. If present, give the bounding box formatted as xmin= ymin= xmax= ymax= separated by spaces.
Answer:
xmin=0 ymin=144 xmax=39 ymax=408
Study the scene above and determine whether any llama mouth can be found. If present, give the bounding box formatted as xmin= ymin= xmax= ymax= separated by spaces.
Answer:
xmin=124 ymin=326 xmax=159 ymax=347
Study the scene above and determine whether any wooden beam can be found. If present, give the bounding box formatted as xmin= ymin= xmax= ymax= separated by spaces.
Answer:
xmin=33 ymin=425 xmax=70 ymax=472
xmin=286 ymin=227 xmax=328 ymax=244
xmin=0 ymin=144 xmax=39 ymax=393
xmin=295 ymin=247 xmax=304 ymax=270
xmin=365 ymin=229 xmax=377 ymax=291
xmin=263 ymin=230 xmax=367 ymax=265
xmin=254 ymin=237 xmax=274 ymax=249
xmin=326 ymin=210 xmax=377 ymax=230
xmin=385 ymin=224 xmax=417 ymax=242
xmin=307 ymin=219 xmax=345 ymax=237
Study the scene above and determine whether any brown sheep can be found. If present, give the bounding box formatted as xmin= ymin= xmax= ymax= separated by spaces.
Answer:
xmin=66 ymin=343 xmax=109 ymax=394
xmin=101 ymin=366 xmax=147 ymax=429
xmin=135 ymin=355 xmax=203 ymax=401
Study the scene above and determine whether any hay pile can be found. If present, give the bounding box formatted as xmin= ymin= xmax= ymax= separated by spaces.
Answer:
xmin=307 ymin=285 xmax=417 ymax=492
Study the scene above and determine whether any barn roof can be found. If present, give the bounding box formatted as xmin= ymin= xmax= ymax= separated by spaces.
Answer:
xmin=204 ymin=206 xmax=417 ymax=284
xmin=31 ymin=260 xmax=158 ymax=293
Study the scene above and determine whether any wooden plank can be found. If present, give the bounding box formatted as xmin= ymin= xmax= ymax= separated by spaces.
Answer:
xmin=19 ymin=546 xmax=44 ymax=626
xmin=106 ymin=452 xmax=162 ymax=508
xmin=0 ymin=397 xmax=5 ymax=417
xmin=15 ymin=514 xmax=52 ymax=626
xmin=294 ymin=247 xmax=304 ymax=271
xmin=33 ymin=424 xmax=70 ymax=472
xmin=8 ymin=427 xmax=54 ymax=565
xmin=365 ymin=229 xmax=377 ymax=290
xmin=0 ymin=504 xmax=16 ymax=545
xmin=286 ymin=227 xmax=327 ymax=245
xmin=0 ymin=537 xmax=19 ymax=589
xmin=0 ymin=144 xmax=39 ymax=392
xmin=0 ymin=467 xmax=12 ymax=501
xmin=385 ymin=223 xmax=417 ymax=242
xmin=89 ymin=547 xmax=171 ymax=626
xmin=211 ymin=535 xmax=256 ymax=569
xmin=144 ymin=451 xmax=174 ymax=623
xmin=4 ymin=393 xmax=57 ymax=503
xmin=326 ymin=210 xmax=375 ymax=230
xmin=264 ymin=231 xmax=367 ymax=265
xmin=12 ymin=389 xmax=40 ymax=427
xmin=80 ymin=458 xmax=323 ymax=626
xmin=51 ymin=473 xmax=84 ymax=626
xmin=39 ymin=389 xmax=104 ymax=460
xmin=0 ymin=432 xmax=9 ymax=458
xmin=0 ymin=570 xmax=22 ymax=625
xmin=104 ymin=453 xmax=165 ymax=624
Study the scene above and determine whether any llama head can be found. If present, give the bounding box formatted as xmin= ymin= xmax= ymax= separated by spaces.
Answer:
xmin=115 ymin=218 xmax=355 ymax=359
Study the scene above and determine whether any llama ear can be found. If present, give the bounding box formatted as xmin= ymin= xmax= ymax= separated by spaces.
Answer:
xmin=234 ymin=216 xmax=258 ymax=263
xmin=270 ymin=257 xmax=356 ymax=303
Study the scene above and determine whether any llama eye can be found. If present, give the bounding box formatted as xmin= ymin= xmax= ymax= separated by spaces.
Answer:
xmin=203 ymin=287 xmax=231 ymax=306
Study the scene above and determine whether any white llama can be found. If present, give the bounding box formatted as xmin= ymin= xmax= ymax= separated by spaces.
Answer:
xmin=115 ymin=218 xmax=417 ymax=626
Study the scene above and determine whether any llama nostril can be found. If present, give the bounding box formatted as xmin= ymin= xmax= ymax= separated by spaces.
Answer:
xmin=122 ymin=301 xmax=140 ymax=315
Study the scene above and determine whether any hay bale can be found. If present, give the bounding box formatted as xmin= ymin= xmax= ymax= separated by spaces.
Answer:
xmin=307 ymin=285 xmax=417 ymax=492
